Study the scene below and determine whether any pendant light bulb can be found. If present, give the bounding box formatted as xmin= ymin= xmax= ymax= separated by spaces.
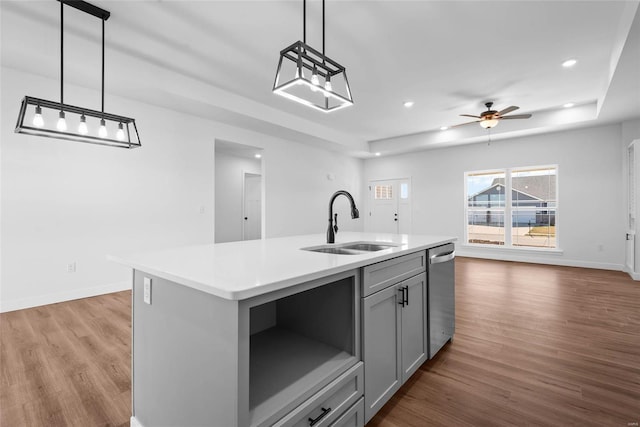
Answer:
xmin=295 ymin=57 xmax=304 ymax=81
xmin=33 ymin=105 xmax=44 ymax=127
xmin=324 ymin=74 xmax=332 ymax=93
xmin=56 ymin=111 xmax=67 ymax=131
xmin=99 ymin=119 xmax=108 ymax=138
xmin=311 ymin=65 xmax=320 ymax=86
xmin=116 ymin=122 xmax=125 ymax=141
xmin=78 ymin=114 xmax=88 ymax=135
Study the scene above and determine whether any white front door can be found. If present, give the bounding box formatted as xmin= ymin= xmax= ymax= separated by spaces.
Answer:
xmin=368 ymin=179 xmax=412 ymax=234
xmin=243 ymin=173 xmax=262 ymax=240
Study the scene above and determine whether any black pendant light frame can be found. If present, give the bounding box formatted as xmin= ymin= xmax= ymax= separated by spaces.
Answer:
xmin=273 ymin=0 xmax=354 ymax=112
xmin=15 ymin=0 xmax=141 ymax=149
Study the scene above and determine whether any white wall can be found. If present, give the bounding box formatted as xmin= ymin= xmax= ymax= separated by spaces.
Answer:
xmin=214 ymin=151 xmax=261 ymax=243
xmin=364 ymin=124 xmax=626 ymax=271
xmin=263 ymin=140 xmax=364 ymax=239
xmin=0 ymin=67 xmax=364 ymax=312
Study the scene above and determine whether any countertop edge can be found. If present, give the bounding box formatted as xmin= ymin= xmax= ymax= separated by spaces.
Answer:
xmin=108 ymin=236 xmax=456 ymax=301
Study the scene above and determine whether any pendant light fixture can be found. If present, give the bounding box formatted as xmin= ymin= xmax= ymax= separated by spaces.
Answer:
xmin=15 ymin=0 xmax=141 ymax=149
xmin=273 ymin=0 xmax=354 ymax=113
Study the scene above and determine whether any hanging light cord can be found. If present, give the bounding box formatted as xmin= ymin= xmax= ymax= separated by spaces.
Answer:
xmin=322 ymin=0 xmax=325 ymax=56
xmin=101 ymin=18 xmax=105 ymax=114
xmin=60 ymin=1 xmax=64 ymax=106
xmin=303 ymin=0 xmax=306 ymax=44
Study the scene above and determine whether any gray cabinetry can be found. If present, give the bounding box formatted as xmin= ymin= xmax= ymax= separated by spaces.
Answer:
xmin=362 ymin=282 xmax=402 ymax=421
xmin=273 ymin=362 xmax=363 ymax=427
xmin=362 ymin=251 xmax=426 ymax=297
xmin=132 ymin=269 xmax=361 ymax=427
xmin=400 ymin=273 xmax=427 ymax=382
xmin=361 ymin=252 xmax=428 ymax=422
xmin=329 ymin=398 xmax=365 ymax=427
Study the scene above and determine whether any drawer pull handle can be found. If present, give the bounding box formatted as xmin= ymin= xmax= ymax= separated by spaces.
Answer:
xmin=308 ymin=407 xmax=331 ymax=426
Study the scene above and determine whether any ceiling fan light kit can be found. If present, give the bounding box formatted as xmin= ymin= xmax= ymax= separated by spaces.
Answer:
xmin=273 ymin=0 xmax=354 ymax=112
xmin=479 ymin=118 xmax=499 ymax=129
xmin=15 ymin=0 xmax=141 ymax=149
xmin=451 ymin=102 xmax=532 ymax=129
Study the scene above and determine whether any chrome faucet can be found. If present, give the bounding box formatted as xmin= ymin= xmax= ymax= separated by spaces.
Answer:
xmin=327 ymin=190 xmax=359 ymax=244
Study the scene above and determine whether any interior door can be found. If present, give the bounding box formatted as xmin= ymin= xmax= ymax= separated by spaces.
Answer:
xmin=627 ymin=142 xmax=636 ymax=274
xmin=243 ymin=173 xmax=262 ymax=240
xmin=368 ymin=179 xmax=411 ymax=234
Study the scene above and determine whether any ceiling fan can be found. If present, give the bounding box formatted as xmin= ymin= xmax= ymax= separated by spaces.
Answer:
xmin=451 ymin=102 xmax=532 ymax=129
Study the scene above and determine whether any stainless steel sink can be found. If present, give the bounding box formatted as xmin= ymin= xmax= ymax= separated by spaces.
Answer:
xmin=341 ymin=243 xmax=396 ymax=251
xmin=302 ymin=241 xmax=398 ymax=255
xmin=305 ymin=247 xmax=362 ymax=255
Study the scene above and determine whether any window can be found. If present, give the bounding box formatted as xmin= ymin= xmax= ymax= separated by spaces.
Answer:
xmin=465 ymin=166 xmax=558 ymax=249
xmin=374 ymin=184 xmax=393 ymax=200
xmin=467 ymin=171 xmax=506 ymax=245
xmin=400 ymin=182 xmax=409 ymax=199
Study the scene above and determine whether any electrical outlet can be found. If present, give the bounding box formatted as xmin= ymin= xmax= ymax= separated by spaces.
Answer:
xmin=597 ymin=244 xmax=604 ymax=252
xmin=199 ymin=205 xmax=206 ymax=214
xmin=143 ymin=277 xmax=152 ymax=305
xmin=66 ymin=262 xmax=76 ymax=273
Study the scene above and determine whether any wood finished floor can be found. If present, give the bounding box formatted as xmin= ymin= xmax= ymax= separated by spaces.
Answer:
xmin=1 ymin=258 xmax=639 ymax=426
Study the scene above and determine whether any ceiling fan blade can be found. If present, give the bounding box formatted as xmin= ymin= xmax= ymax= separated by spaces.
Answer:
xmin=460 ymin=114 xmax=481 ymax=118
xmin=449 ymin=120 xmax=480 ymax=128
xmin=500 ymin=114 xmax=532 ymax=119
xmin=496 ymin=106 xmax=519 ymax=116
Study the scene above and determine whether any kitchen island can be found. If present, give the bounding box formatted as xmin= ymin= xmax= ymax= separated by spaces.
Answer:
xmin=109 ymin=232 xmax=456 ymax=427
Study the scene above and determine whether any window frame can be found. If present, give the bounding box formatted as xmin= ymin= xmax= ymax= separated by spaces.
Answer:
xmin=464 ymin=164 xmax=560 ymax=251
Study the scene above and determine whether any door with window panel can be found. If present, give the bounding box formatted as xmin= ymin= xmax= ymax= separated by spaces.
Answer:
xmin=368 ymin=179 xmax=411 ymax=234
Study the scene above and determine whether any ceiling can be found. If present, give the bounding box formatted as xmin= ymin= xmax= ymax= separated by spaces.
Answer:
xmin=2 ymin=1 xmax=639 ymax=157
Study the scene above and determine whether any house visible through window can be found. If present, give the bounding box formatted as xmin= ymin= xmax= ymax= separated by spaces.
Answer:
xmin=466 ymin=166 xmax=557 ymax=249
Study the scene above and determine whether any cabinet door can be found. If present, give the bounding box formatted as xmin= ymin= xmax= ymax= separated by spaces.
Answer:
xmin=400 ymin=273 xmax=427 ymax=383
xmin=362 ymin=284 xmax=402 ymax=423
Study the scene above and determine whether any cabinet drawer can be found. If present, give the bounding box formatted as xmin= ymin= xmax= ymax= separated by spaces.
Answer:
xmin=362 ymin=251 xmax=426 ymax=297
xmin=330 ymin=397 xmax=364 ymax=427
xmin=274 ymin=362 xmax=364 ymax=427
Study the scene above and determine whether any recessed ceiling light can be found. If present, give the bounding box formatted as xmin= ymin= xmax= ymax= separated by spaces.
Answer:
xmin=562 ymin=59 xmax=577 ymax=68
xmin=563 ymin=103 xmax=574 ymax=108
xmin=254 ymin=153 xmax=262 ymax=158
xmin=375 ymin=152 xmax=381 ymax=156
xmin=403 ymin=101 xmax=414 ymax=108
xmin=440 ymin=126 xmax=449 ymax=131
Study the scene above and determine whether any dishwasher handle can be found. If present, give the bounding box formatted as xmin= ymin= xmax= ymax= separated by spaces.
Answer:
xmin=430 ymin=250 xmax=455 ymax=264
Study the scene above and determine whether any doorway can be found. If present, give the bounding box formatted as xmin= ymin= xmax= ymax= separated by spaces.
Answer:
xmin=627 ymin=140 xmax=637 ymax=277
xmin=367 ymin=178 xmax=412 ymax=234
xmin=214 ymin=140 xmax=264 ymax=243
xmin=243 ymin=173 xmax=262 ymax=240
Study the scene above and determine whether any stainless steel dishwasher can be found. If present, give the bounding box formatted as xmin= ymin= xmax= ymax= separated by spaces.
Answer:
xmin=427 ymin=243 xmax=455 ymax=358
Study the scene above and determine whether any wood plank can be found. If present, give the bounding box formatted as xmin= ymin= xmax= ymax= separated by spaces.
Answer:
xmin=368 ymin=258 xmax=640 ymax=426
xmin=1 ymin=259 xmax=639 ymax=426
xmin=0 ymin=291 xmax=131 ymax=426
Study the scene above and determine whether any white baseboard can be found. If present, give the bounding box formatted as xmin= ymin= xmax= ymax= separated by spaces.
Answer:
xmin=0 ymin=280 xmax=131 ymax=313
xmin=456 ymin=248 xmax=624 ymax=272
xmin=130 ymin=416 xmax=144 ymax=427
xmin=623 ymin=266 xmax=640 ymax=280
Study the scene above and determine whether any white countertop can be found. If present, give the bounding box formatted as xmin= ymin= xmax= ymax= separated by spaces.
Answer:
xmin=108 ymin=232 xmax=455 ymax=301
